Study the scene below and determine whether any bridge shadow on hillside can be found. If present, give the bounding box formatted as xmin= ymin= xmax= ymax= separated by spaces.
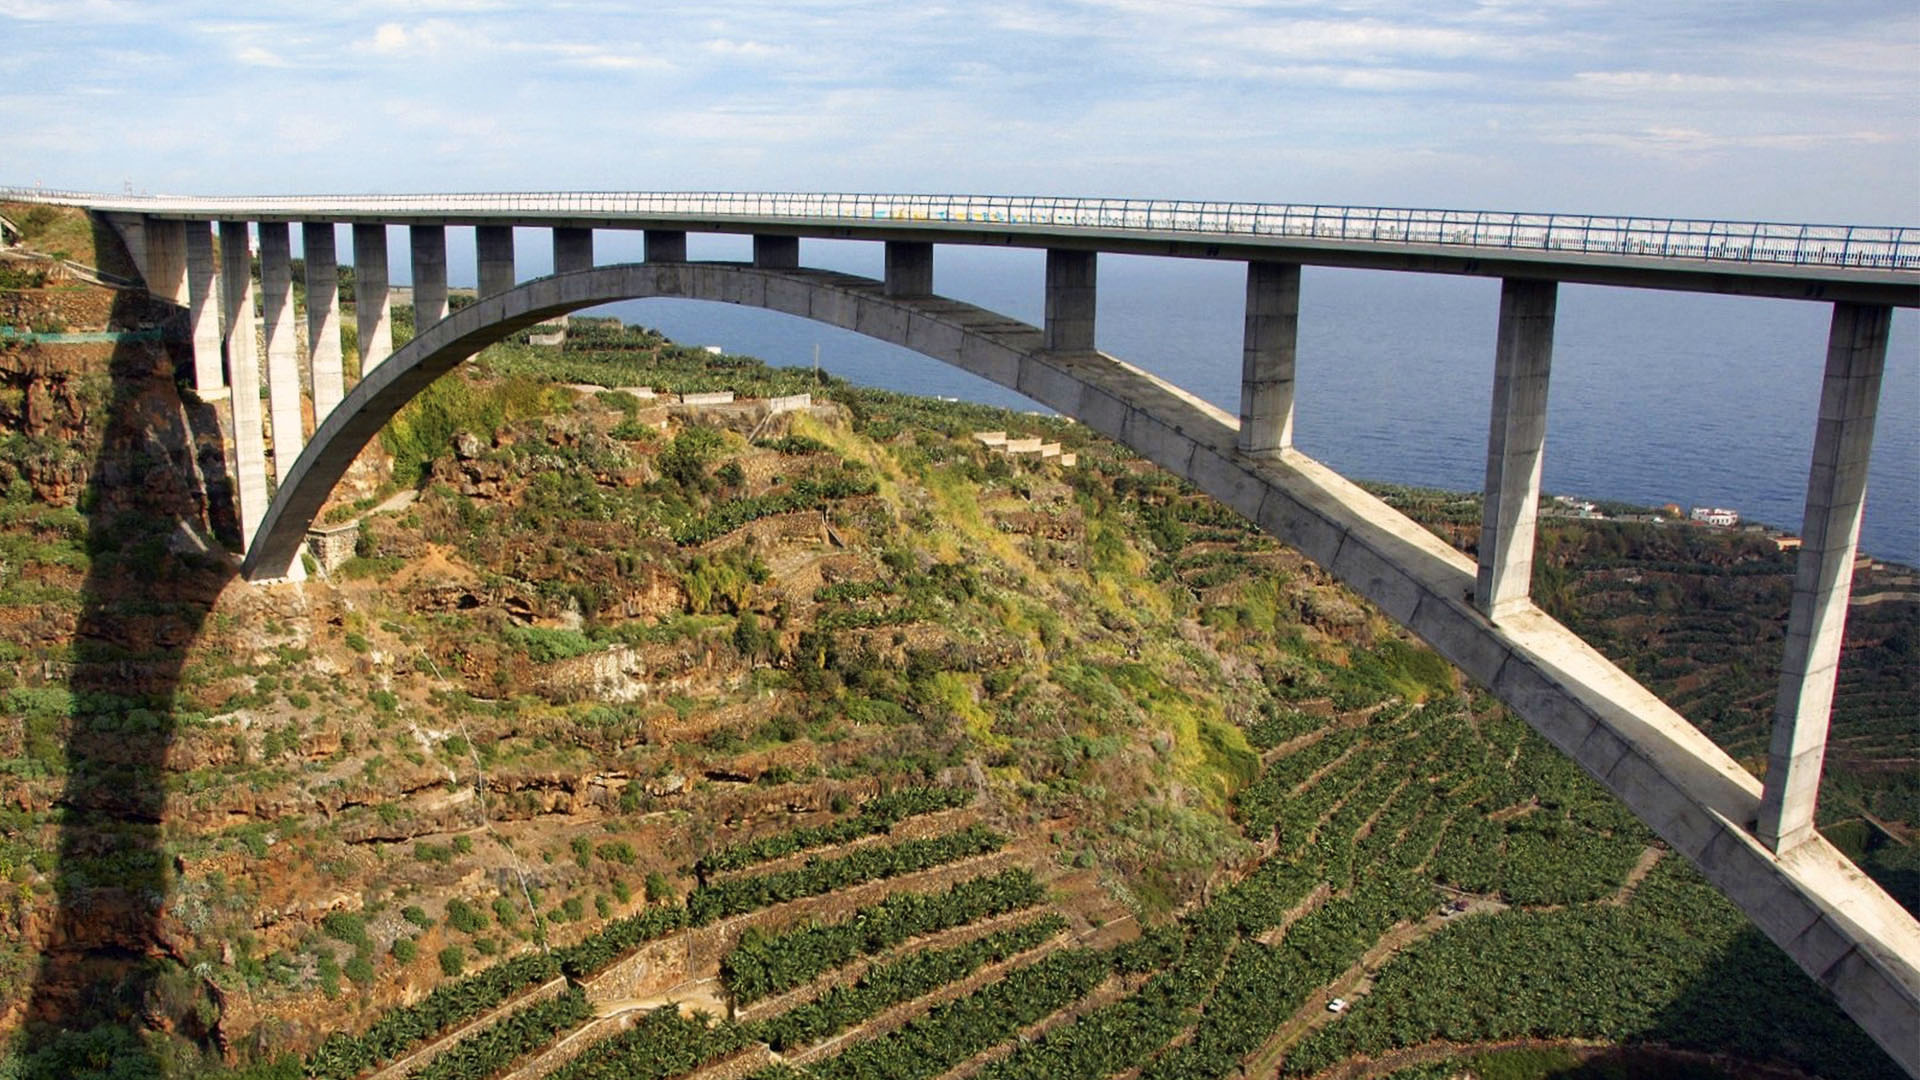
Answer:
xmin=17 ymin=232 xmax=236 ymax=1076
xmin=1638 ymin=923 xmax=1906 ymax=1080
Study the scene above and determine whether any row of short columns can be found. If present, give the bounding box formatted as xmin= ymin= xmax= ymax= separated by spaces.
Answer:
xmin=156 ymin=220 xmax=608 ymax=556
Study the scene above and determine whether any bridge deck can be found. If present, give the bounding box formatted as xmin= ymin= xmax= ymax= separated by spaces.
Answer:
xmin=6 ymin=188 xmax=1916 ymax=306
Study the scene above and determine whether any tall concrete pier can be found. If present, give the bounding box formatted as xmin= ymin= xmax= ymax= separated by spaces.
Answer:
xmin=352 ymin=224 xmax=392 ymax=374
xmin=476 ymin=225 xmax=515 ymax=297
xmin=1043 ymin=249 xmax=1096 ymax=353
xmin=302 ymin=224 xmax=344 ymax=418
xmin=1476 ymin=278 xmax=1557 ymax=620
xmin=1757 ymin=302 xmax=1892 ymax=852
xmin=183 ymin=220 xmax=225 ymax=396
xmin=256 ymin=223 xmax=304 ymax=482
xmin=217 ymin=221 xmax=268 ymax=547
xmin=411 ymin=225 xmax=449 ymax=325
xmin=1238 ymin=261 xmax=1301 ymax=455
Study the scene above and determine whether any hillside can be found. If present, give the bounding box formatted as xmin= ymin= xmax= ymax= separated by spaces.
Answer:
xmin=0 ymin=207 xmax=1909 ymax=1080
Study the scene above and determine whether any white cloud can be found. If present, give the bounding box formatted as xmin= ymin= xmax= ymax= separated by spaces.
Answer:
xmin=0 ymin=1 xmax=1911 ymax=222
xmin=1553 ymin=127 xmax=1904 ymax=155
xmin=371 ymin=23 xmax=408 ymax=52
xmin=0 ymin=0 xmax=142 ymax=20
xmin=1571 ymin=71 xmax=1771 ymax=95
xmin=702 ymin=38 xmax=784 ymax=58
xmin=363 ymin=19 xmax=470 ymax=56
xmin=234 ymin=45 xmax=288 ymax=67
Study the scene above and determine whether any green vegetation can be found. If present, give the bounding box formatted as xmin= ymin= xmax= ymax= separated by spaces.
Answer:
xmin=1284 ymin=859 xmax=1896 ymax=1079
xmin=694 ymin=785 xmax=972 ymax=877
xmin=722 ymin=868 xmax=1047 ymax=1005
xmin=410 ymin=985 xmax=591 ymax=1080
xmin=802 ymin=947 xmax=1113 ymax=1080
xmin=304 ymin=953 xmax=560 ymax=1080
xmin=547 ymin=1007 xmax=749 ymax=1080
xmin=751 ymin=914 xmax=1067 ymax=1052
xmin=688 ymin=824 xmax=1005 ymax=924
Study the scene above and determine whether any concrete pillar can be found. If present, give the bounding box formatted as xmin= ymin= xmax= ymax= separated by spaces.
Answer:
xmin=142 ymin=217 xmax=189 ymax=305
xmin=183 ymin=221 xmax=226 ymax=396
xmin=1238 ymin=262 xmax=1301 ymax=454
xmin=1043 ymin=249 xmax=1097 ymax=353
xmin=477 ymin=225 xmax=516 ymax=297
xmin=218 ymin=221 xmax=270 ymax=550
xmin=1475 ymin=278 xmax=1557 ymax=620
xmin=303 ymin=223 xmax=344 ymax=420
xmin=884 ymin=241 xmax=933 ymax=298
xmin=410 ymin=225 xmax=448 ymax=327
xmin=553 ymin=227 xmax=594 ymax=274
xmin=753 ymin=235 xmax=799 ymax=269
xmin=646 ymin=230 xmax=687 ymax=263
xmin=352 ymin=224 xmax=393 ymax=376
xmin=256 ymin=223 xmax=304 ymax=484
xmin=1757 ymin=303 xmax=1891 ymax=852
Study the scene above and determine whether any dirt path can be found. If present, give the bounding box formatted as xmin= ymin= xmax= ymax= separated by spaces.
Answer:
xmin=1239 ymin=845 xmax=1667 ymax=1079
xmin=1604 ymin=845 xmax=1666 ymax=906
xmin=596 ymin=976 xmax=728 ymax=1020
xmin=1240 ymin=897 xmax=1505 ymax=1080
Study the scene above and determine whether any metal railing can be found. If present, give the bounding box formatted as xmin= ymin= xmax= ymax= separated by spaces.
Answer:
xmin=4 ymin=186 xmax=1915 ymax=271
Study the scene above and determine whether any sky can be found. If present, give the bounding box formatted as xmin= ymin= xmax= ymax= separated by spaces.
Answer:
xmin=2 ymin=1 xmax=1917 ymax=224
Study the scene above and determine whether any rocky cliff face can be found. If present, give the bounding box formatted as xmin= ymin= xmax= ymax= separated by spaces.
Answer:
xmin=0 ymin=211 xmax=241 ymax=1059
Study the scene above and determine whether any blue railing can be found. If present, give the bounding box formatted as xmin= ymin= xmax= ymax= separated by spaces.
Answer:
xmin=4 ymin=186 xmax=1915 ymax=271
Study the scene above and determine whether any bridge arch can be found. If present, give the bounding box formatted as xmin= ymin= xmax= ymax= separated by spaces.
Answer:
xmin=241 ymin=260 xmax=1215 ymax=580
xmin=239 ymin=261 xmax=1920 ymax=1068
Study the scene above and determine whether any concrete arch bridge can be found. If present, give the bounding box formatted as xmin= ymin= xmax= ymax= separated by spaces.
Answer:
xmin=5 ymin=188 xmax=1918 ymax=1073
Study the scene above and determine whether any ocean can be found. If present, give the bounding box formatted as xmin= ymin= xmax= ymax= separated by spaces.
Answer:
xmin=574 ymin=234 xmax=1918 ymax=564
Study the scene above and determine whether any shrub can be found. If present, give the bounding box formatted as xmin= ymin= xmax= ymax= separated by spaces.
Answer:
xmin=438 ymin=945 xmax=466 ymax=977
xmin=316 ymin=952 xmax=342 ymax=998
xmin=321 ymin=911 xmax=371 ymax=950
xmin=446 ymin=898 xmax=489 ymax=934
xmin=659 ymin=425 xmax=725 ymax=490
xmin=493 ymin=896 xmax=520 ymax=927
xmin=644 ymin=871 xmax=672 ymax=904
